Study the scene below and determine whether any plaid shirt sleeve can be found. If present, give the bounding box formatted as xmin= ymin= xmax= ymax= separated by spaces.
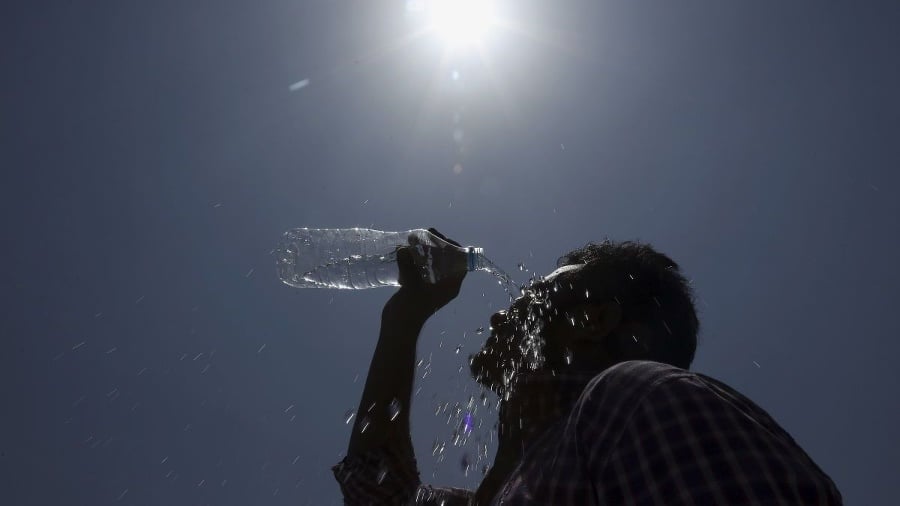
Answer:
xmin=332 ymin=438 xmax=472 ymax=505
xmin=577 ymin=361 xmax=843 ymax=505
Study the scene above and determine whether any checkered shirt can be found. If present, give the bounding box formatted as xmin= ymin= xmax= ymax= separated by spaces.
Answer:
xmin=333 ymin=360 xmax=842 ymax=505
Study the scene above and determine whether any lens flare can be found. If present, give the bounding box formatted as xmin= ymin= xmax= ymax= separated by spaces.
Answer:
xmin=462 ymin=412 xmax=475 ymax=433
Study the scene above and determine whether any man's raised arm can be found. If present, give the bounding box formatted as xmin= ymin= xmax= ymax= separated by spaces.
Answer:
xmin=334 ymin=233 xmax=467 ymax=504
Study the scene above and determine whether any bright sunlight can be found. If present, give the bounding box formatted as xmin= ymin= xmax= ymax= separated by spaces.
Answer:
xmin=422 ymin=0 xmax=499 ymax=48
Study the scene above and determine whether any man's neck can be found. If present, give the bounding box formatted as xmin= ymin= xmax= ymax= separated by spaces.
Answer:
xmin=474 ymin=369 xmax=598 ymax=504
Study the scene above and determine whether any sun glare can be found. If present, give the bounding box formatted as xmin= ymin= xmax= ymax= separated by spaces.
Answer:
xmin=428 ymin=0 xmax=497 ymax=47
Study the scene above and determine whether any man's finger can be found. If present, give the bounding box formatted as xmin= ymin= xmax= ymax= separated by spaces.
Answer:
xmin=396 ymin=247 xmax=418 ymax=285
xmin=428 ymin=227 xmax=462 ymax=248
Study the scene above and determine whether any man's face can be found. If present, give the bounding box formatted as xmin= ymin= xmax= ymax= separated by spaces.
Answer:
xmin=469 ymin=265 xmax=583 ymax=395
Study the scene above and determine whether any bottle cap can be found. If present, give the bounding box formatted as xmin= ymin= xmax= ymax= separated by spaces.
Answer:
xmin=466 ymin=247 xmax=484 ymax=272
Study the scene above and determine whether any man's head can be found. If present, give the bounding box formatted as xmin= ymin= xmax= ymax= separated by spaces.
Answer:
xmin=469 ymin=240 xmax=699 ymax=395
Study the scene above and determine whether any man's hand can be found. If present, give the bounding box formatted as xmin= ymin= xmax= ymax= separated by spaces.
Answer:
xmin=393 ymin=228 xmax=467 ymax=317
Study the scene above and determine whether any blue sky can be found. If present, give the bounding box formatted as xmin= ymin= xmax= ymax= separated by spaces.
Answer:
xmin=3 ymin=1 xmax=899 ymax=504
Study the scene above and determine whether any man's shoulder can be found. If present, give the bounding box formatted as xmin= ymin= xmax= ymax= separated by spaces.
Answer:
xmin=599 ymin=359 xmax=691 ymax=379
xmin=581 ymin=360 xmax=694 ymax=399
xmin=569 ymin=361 xmax=694 ymax=428
xmin=572 ymin=361 xmax=780 ymax=443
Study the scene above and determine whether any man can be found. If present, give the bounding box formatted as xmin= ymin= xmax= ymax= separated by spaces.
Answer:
xmin=333 ymin=232 xmax=842 ymax=504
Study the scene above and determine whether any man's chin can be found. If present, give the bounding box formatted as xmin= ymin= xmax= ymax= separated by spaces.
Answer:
xmin=469 ymin=354 xmax=499 ymax=390
xmin=469 ymin=354 xmax=519 ymax=395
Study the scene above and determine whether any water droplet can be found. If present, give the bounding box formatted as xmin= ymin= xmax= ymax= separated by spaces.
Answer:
xmin=475 ymin=327 xmax=484 ymax=335
xmin=517 ymin=263 xmax=526 ymax=271
xmin=358 ymin=415 xmax=370 ymax=433
xmin=389 ymin=398 xmax=402 ymax=421
xmin=344 ymin=410 xmax=356 ymax=424
xmin=564 ymin=348 xmax=573 ymax=365
xmin=461 ymin=453 xmax=472 ymax=476
xmin=455 ymin=345 xmax=463 ymax=354
xmin=585 ymin=289 xmax=590 ymax=298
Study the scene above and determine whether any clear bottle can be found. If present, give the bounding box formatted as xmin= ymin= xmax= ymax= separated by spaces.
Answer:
xmin=275 ymin=228 xmax=488 ymax=289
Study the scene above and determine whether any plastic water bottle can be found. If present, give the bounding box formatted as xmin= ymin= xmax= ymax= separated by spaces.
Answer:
xmin=275 ymin=228 xmax=488 ymax=289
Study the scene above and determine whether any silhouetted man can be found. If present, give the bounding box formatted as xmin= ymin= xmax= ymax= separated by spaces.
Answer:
xmin=334 ymin=232 xmax=842 ymax=504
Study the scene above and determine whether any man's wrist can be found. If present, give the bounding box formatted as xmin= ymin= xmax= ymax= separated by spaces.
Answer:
xmin=383 ymin=288 xmax=437 ymax=323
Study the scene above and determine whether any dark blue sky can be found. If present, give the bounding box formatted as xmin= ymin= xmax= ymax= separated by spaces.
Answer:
xmin=3 ymin=1 xmax=899 ymax=504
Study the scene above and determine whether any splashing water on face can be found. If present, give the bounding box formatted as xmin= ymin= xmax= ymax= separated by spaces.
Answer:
xmin=487 ymin=272 xmax=573 ymax=401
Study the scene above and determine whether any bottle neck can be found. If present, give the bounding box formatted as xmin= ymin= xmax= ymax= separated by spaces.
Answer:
xmin=466 ymin=247 xmax=485 ymax=272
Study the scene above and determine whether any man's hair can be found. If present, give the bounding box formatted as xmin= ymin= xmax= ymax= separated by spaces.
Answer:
xmin=557 ymin=240 xmax=699 ymax=369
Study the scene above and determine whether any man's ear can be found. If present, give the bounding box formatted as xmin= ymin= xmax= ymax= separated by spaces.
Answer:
xmin=575 ymin=302 xmax=622 ymax=343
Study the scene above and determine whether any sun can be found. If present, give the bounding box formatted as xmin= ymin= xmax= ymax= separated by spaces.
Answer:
xmin=427 ymin=0 xmax=498 ymax=48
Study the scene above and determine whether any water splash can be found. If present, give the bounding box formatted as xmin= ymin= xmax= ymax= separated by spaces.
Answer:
xmin=476 ymin=255 xmax=520 ymax=302
xmin=461 ymin=453 xmax=472 ymax=476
